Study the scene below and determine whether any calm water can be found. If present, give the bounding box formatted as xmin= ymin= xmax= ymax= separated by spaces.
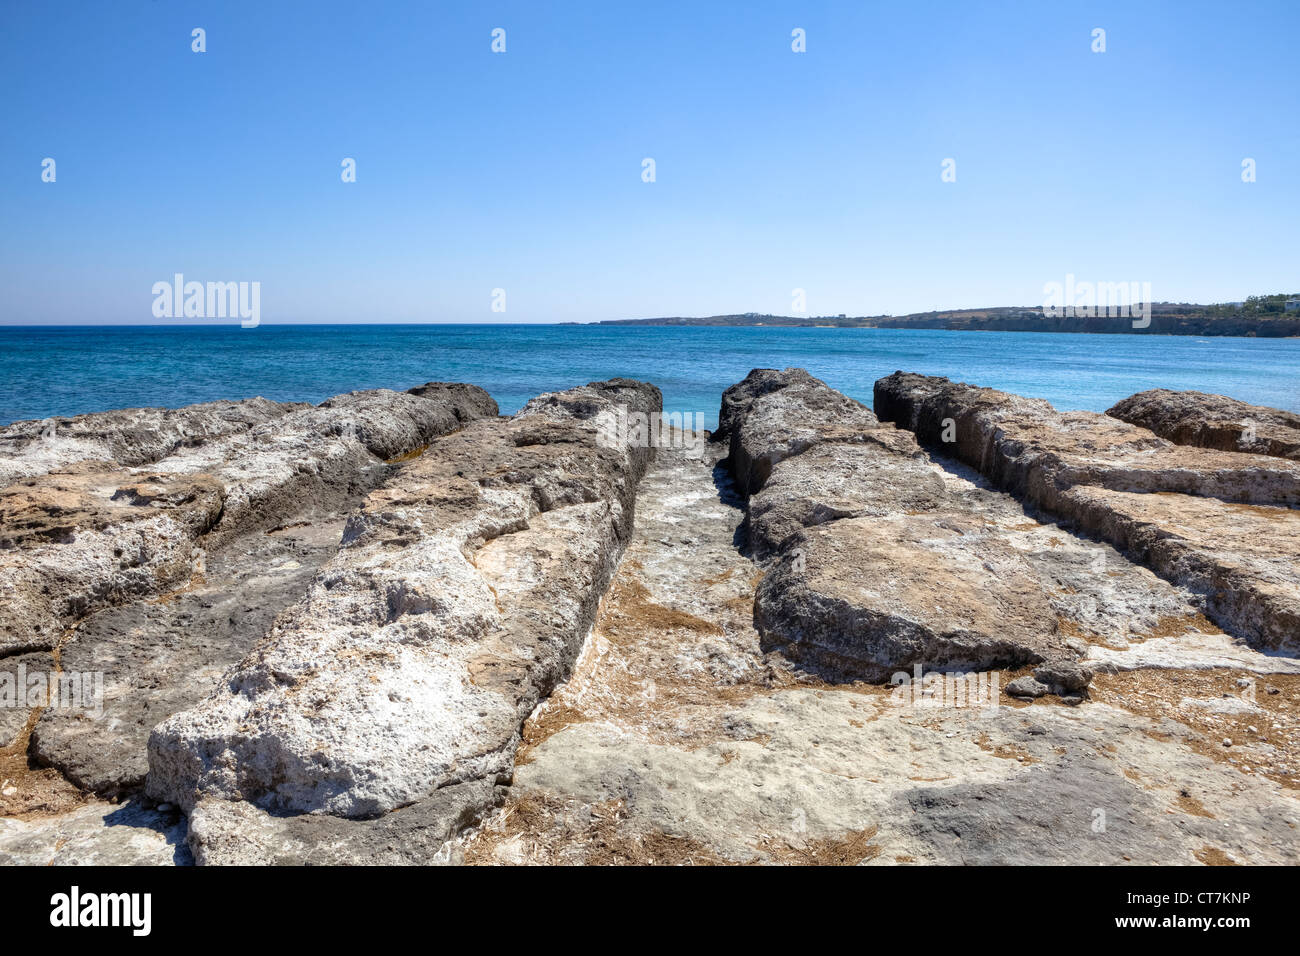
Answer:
xmin=1 ymin=324 xmax=1297 ymax=428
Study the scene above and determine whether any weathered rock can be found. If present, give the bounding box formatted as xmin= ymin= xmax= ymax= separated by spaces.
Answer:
xmin=718 ymin=368 xmax=913 ymax=496
xmin=28 ymin=519 xmax=346 ymax=799
xmin=185 ymin=780 xmax=501 ymax=865
xmin=1033 ymin=659 xmax=1095 ymax=696
xmin=0 ymin=397 xmax=305 ymax=488
xmin=874 ymin=372 xmax=1300 ymax=508
xmin=146 ymin=380 xmax=660 ymax=860
xmin=0 ymin=385 xmax=496 ymax=655
xmin=465 ymin=380 xmax=1298 ymax=866
xmin=150 ymin=386 xmax=498 ymax=541
xmin=405 ymin=382 xmax=501 ymax=422
xmin=0 ymin=652 xmax=51 ymax=749
xmin=1006 ymin=676 xmax=1049 ymax=699
xmin=1086 ymin=630 xmax=1300 ymax=675
xmin=0 ymin=799 xmax=190 ymax=865
xmin=755 ymin=512 xmax=1066 ymax=680
xmin=1108 ymin=388 xmax=1300 ymax=461
xmin=1060 ymin=487 xmax=1300 ymax=651
xmin=482 ymin=690 xmax=1300 ymax=865
xmin=874 ymin=371 xmax=1300 ymax=651
xmin=0 ymin=467 xmax=225 ymax=654
xmin=721 ymin=369 xmax=1075 ymax=679
xmin=9 ymin=372 xmax=1300 ymax=871
xmin=454 ymin=429 xmax=1300 ymax=866
xmin=745 ymin=441 xmax=944 ymax=558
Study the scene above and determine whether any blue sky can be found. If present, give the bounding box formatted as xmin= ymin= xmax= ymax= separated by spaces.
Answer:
xmin=1 ymin=0 xmax=1296 ymax=324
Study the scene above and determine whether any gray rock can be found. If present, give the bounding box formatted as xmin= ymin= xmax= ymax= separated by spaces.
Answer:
xmin=720 ymin=369 xmax=1078 ymax=680
xmin=755 ymin=513 xmax=1065 ymax=681
xmin=718 ymin=368 xmax=912 ymax=496
xmin=0 ymin=799 xmax=191 ymax=865
xmin=406 ymin=382 xmax=501 ymax=422
xmin=146 ymin=380 xmax=661 ymax=859
xmin=0 ymin=396 xmax=306 ymax=488
xmin=1034 ymin=659 xmax=1095 ymax=695
xmin=874 ymin=371 xmax=1300 ymax=651
xmin=0 ymin=651 xmax=52 ymax=748
xmin=874 ymin=371 xmax=1300 ymax=507
xmin=186 ymin=780 xmax=502 ymax=865
xmin=29 ymin=520 xmax=346 ymax=798
xmin=1006 ymin=676 xmax=1050 ymax=699
xmin=746 ymin=441 xmax=944 ymax=558
xmin=1108 ymin=388 xmax=1300 ymax=461
xmin=0 ymin=385 xmax=497 ymax=656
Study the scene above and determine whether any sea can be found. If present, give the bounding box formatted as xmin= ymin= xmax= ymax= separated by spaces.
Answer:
xmin=1 ymin=324 xmax=1297 ymax=428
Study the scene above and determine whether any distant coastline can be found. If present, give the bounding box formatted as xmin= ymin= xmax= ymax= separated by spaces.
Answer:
xmin=597 ymin=295 xmax=1300 ymax=337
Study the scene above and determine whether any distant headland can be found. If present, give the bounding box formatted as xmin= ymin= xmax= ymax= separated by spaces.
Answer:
xmin=596 ymin=293 xmax=1300 ymax=337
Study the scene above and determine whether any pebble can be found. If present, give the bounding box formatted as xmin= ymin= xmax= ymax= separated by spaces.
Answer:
xmin=1223 ymin=738 xmax=1233 ymax=747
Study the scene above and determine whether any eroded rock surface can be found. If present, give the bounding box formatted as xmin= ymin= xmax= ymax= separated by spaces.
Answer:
xmin=0 ymin=382 xmax=498 ymax=824
xmin=28 ymin=519 xmax=347 ymax=799
xmin=5 ymin=371 xmax=1298 ymax=868
xmin=1108 ymin=388 xmax=1300 ymax=461
xmin=719 ymin=369 xmax=1085 ymax=680
xmin=0 ymin=386 xmax=497 ymax=656
xmin=145 ymin=379 xmax=661 ymax=861
xmin=875 ymin=371 xmax=1300 ymax=651
xmin=461 ymin=438 xmax=1300 ymax=866
xmin=0 ymin=397 xmax=305 ymax=488
xmin=0 ymin=800 xmax=189 ymax=865
xmin=718 ymin=367 xmax=917 ymax=498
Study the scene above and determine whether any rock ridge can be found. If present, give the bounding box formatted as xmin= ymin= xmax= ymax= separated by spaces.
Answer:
xmin=874 ymin=372 xmax=1300 ymax=651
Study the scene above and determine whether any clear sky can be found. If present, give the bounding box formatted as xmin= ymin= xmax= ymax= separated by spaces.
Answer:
xmin=2 ymin=0 xmax=1296 ymax=325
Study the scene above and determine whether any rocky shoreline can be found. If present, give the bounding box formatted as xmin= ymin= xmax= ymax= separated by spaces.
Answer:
xmin=1 ymin=371 xmax=1297 ymax=865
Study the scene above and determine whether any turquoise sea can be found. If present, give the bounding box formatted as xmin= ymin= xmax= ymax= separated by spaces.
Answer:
xmin=1 ymin=324 xmax=1297 ymax=428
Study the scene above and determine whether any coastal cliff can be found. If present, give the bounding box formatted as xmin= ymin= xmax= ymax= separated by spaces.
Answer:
xmin=598 ymin=298 xmax=1300 ymax=336
xmin=1 ymin=373 xmax=1297 ymax=865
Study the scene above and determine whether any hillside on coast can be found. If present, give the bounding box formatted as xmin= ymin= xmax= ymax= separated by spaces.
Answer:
xmin=599 ymin=294 xmax=1300 ymax=337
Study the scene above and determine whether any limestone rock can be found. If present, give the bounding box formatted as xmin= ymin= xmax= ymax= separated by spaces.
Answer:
xmin=0 ymin=799 xmax=190 ymax=865
xmin=0 ymin=652 xmax=51 ymax=748
xmin=1108 ymin=388 xmax=1300 ymax=461
xmin=874 ymin=371 xmax=1300 ymax=509
xmin=0 ymin=385 xmax=496 ymax=656
xmin=0 ymin=397 xmax=305 ymax=488
xmin=717 ymin=368 xmax=914 ymax=496
xmin=722 ymin=369 xmax=1076 ymax=680
xmin=874 ymin=371 xmax=1300 ymax=651
xmin=185 ymin=781 xmax=500 ymax=865
xmin=1033 ymin=659 xmax=1095 ymax=696
xmin=745 ymin=441 xmax=944 ymax=558
xmin=405 ymin=382 xmax=501 ymax=422
xmin=755 ymin=513 xmax=1066 ymax=680
xmin=1006 ymin=676 xmax=1049 ymax=699
xmin=146 ymin=380 xmax=661 ymax=857
xmin=1061 ymin=486 xmax=1300 ymax=651
xmin=28 ymin=519 xmax=346 ymax=799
